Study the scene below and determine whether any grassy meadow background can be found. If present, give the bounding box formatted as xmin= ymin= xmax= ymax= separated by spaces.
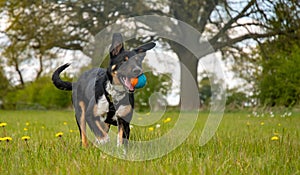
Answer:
xmin=0 ymin=110 xmax=299 ymax=175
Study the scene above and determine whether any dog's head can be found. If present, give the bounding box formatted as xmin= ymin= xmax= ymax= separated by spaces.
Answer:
xmin=107 ymin=33 xmax=155 ymax=92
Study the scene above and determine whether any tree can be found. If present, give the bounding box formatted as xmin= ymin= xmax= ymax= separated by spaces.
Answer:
xmin=65 ymin=0 xmax=298 ymax=109
xmin=165 ymin=0 xmax=300 ymax=109
xmin=258 ymin=41 xmax=300 ymax=107
xmin=0 ymin=1 xmax=91 ymax=86
xmin=2 ymin=0 xmax=299 ymax=109
xmin=236 ymin=0 xmax=300 ymax=107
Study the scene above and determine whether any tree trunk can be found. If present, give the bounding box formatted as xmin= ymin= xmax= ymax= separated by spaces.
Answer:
xmin=171 ymin=42 xmax=200 ymax=110
xmin=35 ymin=54 xmax=43 ymax=81
xmin=14 ymin=59 xmax=25 ymax=88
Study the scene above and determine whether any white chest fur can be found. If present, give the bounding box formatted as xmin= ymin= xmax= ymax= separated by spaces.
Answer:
xmin=95 ymin=95 xmax=109 ymax=119
xmin=105 ymin=81 xmax=126 ymax=104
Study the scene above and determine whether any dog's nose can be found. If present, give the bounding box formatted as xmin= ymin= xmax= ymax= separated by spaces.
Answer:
xmin=132 ymin=67 xmax=142 ymax=75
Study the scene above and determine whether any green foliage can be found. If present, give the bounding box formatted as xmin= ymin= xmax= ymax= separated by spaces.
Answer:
xmin=2 ymin=71 xmax=171 ymax=111
xmin=257 ymin=1 xmax=300 ymax=107
xmin=134 ymin=71 xmax=171 ymax=111
xmin=199 ymin=77 xmax=212 ymax=107
xmin=226 ymin=89 xmax=249 ymax=109
xmin=199 ymin=76 xmax=228 ymax=108
xmin=0 ymin=66 xmax=9 ymax=103
xmin=258 ymin=43 xmax=300 ymax=107
xmin=3 ymin=76 xmax=72 ymax=109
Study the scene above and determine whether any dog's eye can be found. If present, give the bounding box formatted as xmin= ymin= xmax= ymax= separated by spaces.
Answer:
xmin=124 ymin=57 xmax=128 ymax=61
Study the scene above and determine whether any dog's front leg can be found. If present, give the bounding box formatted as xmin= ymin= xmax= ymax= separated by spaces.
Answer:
xmin=115 ymin=105 xmax=132 ymax=147
xmin=117 ymin=118 xmax=130 ymax=147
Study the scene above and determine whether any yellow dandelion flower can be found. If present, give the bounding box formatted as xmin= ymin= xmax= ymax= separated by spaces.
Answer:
xmin=69 ymin=129 xmax=74 ymax=133
xmin=148 ymin=127 xmax=154 ymax=131
xmin=21 ymin=136 xmax=30 ymax=141
xmin=25 ymin=122 xmax=30 ymax=126
xmin=3 ymin=137 xmax=12 ymax=142
xmin=0 ymin=122 xmax=7 ymax=127
xmin=41 ymin=126 xmax=45 ymax=129
xmin=24 ymin=128 xmax=28 ymax=131
xmin=260 ymin=122 xmax=264 ymax=126
xmin=271 ymin=136 xmax=279 ymax=141
xmin=0 ymin=137 xmax=5 ymax=141
xmin=278 ymin=123 xmax=281 ymax=127
xmin=63 ymin=122 xmax=67 ymax=125
xmin=163 ymin=117 xmax=171 ymax=123
xmin=55 ymin=132 xmax=63 ymax=137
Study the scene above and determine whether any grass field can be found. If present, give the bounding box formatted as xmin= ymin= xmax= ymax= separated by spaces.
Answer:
xmin=0 ymin=110 xmax=299 ymax=175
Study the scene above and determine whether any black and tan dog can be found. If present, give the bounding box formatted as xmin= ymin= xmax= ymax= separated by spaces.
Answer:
xmin=52 ymin=33 xmax=155 ymax=147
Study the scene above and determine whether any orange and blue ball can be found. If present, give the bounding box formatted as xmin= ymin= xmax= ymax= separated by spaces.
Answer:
xmin=131 ymin=73 xmax=147 ymax=89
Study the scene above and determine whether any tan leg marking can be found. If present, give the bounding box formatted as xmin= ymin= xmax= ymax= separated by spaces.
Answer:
xmin=117 ymin=125 xmax=123 ymax=146
xmin=94 ymin=121 xmax=110 ymax=145
xmin=79 ymin=101 xmax=88 ymax=148
xmin=95 ymin=120 xmax=107 ymax=137
xmin=105 ymin=123 xmax=111 ymax=133
xmin=93 ymin=104 xmax=98 ymax=116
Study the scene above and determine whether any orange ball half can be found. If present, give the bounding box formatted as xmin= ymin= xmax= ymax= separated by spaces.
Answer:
xmin=131 ymin=78 xmax=138 ymax=87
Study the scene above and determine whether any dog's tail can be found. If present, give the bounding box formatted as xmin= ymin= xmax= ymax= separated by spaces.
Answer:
xmin=52 ymin=63 xmax=72 ymax=91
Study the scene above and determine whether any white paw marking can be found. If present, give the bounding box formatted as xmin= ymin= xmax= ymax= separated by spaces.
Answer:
xmin=95 ymin=135 xmax=110 ymax=145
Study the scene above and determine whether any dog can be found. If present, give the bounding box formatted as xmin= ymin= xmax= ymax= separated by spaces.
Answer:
xmin=52 ymin=33 xmax=155 ymax=147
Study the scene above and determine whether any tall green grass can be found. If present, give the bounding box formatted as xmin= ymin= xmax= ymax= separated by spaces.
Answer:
xmin=0 ymin=110 xmax=299 ymax=174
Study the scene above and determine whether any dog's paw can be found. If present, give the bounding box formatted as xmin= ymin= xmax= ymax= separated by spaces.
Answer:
xmin=94 ymin=136 xmax=110 ymax=145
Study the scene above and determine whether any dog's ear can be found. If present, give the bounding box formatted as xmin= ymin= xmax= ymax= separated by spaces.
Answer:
xmin=110 ymin=33 xmax=124 ymax=57
xmin=134 ymin=42 xmax=156 ymax=53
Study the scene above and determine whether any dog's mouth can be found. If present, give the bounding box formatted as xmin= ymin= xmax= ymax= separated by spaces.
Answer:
xmin=119 ymin=76 xmax=135 ymax=92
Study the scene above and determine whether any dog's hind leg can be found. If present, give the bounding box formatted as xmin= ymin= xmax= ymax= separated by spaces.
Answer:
xmin=78 ymin=101 xmax=88 ymax=148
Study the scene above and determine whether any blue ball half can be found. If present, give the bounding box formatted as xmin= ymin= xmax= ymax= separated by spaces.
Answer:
xmin=135 ymin=73 xmax=147 ymax=89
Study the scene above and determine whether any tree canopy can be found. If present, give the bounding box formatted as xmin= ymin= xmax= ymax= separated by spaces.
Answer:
xmin=257 ymin=2 xmax=300 ymax=107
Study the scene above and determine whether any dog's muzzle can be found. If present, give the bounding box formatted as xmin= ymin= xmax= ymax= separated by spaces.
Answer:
xmin=120 ymin=76 xmax=135 ymax=92
xmin=119 ymin=73 xmax=147 ymax=92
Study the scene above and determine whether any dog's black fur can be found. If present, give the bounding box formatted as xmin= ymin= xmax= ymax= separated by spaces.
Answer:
xmin=52 ymin=33 xmax=155 ymax=147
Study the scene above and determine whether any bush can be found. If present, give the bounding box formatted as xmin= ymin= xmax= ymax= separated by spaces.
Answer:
xmin=3 ymin=76 xmax=72 ymax=110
